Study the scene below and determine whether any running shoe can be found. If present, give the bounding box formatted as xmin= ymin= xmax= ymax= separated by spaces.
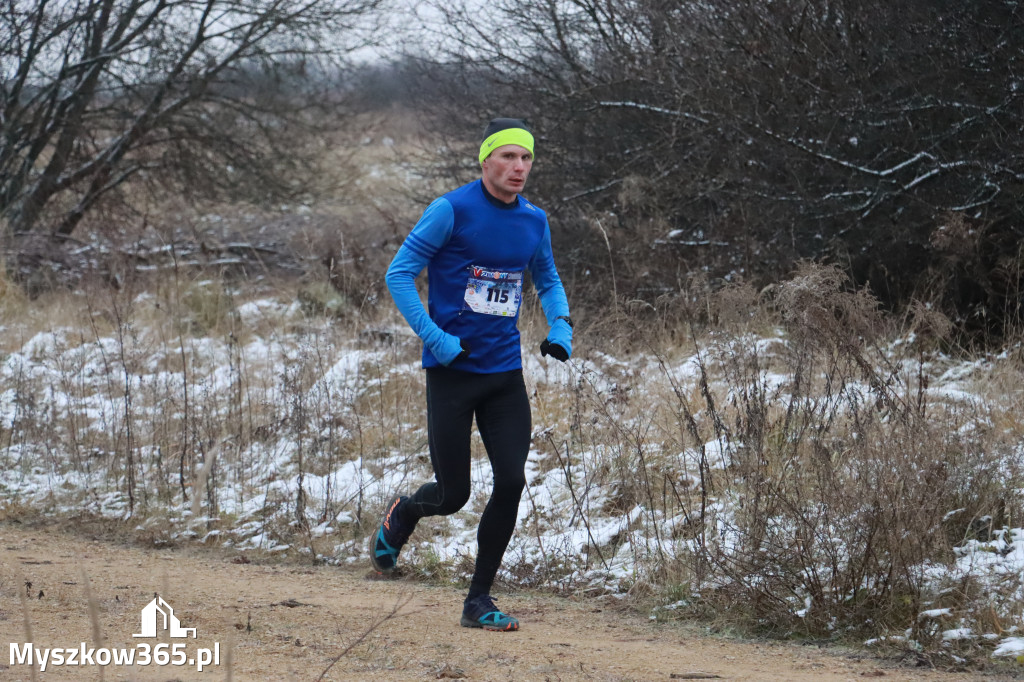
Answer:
xmin=369 ymin=494 xmax=411 ymax=574
xmin=460 ymin=594 xmax=520 ymax=631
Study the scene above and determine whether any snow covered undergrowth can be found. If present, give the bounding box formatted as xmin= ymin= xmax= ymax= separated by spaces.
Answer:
xmin=2 ymin=289 xmax=1024 ymax=661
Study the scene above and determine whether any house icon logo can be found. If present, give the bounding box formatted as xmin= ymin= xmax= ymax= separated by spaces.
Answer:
xmin=133 ymin=595 xmax=197 ymax=639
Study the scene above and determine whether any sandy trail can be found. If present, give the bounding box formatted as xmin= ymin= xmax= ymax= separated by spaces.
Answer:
xmin=0 ymin=521 xmax=996 ymax=681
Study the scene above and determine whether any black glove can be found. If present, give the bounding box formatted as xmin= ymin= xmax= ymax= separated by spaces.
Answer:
xmin=539 ymin=339 xmax=569 ymax=362
xmin=455 ymin=340 xmax=471 ymax=362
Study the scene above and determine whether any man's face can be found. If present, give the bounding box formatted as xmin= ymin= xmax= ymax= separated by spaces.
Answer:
xmin=481 ymin=144 xmax=533 ymax=202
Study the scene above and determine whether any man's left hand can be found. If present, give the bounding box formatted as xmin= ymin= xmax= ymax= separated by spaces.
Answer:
xmin=540 ymin=318 xmax=572 ymax=362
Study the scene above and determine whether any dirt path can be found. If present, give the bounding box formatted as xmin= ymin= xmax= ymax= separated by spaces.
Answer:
xmin=0 ymin=521 xmax=1004 ymax=682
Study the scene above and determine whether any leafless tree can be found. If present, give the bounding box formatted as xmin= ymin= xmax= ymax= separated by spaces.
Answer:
xmin=1 ymin=0 xmax=385 ymax=238
xmin=410 ymin=0 xmax=1024 ymax=335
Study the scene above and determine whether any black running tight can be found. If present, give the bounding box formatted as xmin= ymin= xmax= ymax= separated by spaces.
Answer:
xmin=405 ymin=367 xmax=531 ymax=597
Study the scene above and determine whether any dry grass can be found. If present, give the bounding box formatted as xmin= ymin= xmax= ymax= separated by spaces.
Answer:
xmin=4 ymin=248 xmax=1024 ymax=661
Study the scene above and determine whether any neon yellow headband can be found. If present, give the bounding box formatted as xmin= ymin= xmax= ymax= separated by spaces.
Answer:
xmin=478 ymin=128 xmax=535 ymax=165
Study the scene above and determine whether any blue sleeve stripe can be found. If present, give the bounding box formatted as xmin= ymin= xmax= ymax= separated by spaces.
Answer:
xmin=403 ymin=233 xmax=437 ymax=259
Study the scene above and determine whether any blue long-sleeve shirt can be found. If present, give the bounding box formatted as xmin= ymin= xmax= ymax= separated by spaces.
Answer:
xmin=386 ymin=180 xmax=570 ymax=373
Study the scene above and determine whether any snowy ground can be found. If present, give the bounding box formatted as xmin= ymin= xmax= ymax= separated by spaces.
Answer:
xmin=2 ymin=292 xmax=1023 ymax=660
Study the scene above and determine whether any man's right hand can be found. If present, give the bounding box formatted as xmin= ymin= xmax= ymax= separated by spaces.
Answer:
xmin=434 ymin=333 xmax=470 ymax=366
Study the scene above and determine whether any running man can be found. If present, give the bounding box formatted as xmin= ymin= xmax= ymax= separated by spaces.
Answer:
xmin=371 ymin=118 xmax=573 ymax=632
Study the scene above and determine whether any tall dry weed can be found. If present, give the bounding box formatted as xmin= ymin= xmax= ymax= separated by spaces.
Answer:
xmin=662 ymin=265 xmax=1017 ymax=638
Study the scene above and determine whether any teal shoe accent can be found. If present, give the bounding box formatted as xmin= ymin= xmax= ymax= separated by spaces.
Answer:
xmin=369 ymin=494 xmax=410 ymax=574
xmin=460 ymin=594 xmax=519 ymax=632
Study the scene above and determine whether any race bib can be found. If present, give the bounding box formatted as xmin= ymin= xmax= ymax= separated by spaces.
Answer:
xmin=463 ymin=266 xmax=523 ymax=317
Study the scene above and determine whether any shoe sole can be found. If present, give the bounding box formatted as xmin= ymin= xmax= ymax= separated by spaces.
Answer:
xmin=369 ymin=493 xmax=403 ymax=574
xmin=460 ymin=615 xmax=519 ymax=632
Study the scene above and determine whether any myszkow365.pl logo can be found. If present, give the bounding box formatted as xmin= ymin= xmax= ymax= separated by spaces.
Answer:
xmin=10 ymin=595 xmax=221 ymax=673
